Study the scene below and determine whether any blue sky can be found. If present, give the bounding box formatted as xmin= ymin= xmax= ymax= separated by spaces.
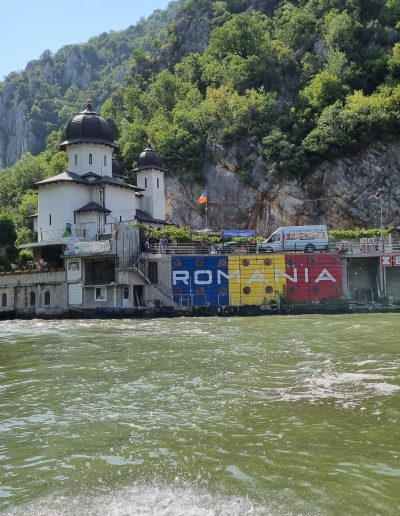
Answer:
xmin=0 ymin=0 xmax=172 ymax=80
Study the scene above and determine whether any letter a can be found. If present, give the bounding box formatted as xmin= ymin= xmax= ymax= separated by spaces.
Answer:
xmin=315 ymin=268 xmax=336 ymax=283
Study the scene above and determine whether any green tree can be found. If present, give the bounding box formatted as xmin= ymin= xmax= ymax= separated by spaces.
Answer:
xmin=0 ymin=213 xmax=16 ymax=246
xmin=274 ymin=2 xmax=317 ymax=51
xmin=202 ymin=12 xmax=275 ymax=92
xmin=300 ymin=71 xmax=347 ymax=112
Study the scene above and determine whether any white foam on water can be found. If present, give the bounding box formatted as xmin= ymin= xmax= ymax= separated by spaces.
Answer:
xmin=353 ymin=360 xmax=379 ymax=366
xmin=5 ymin=484 xmax=275 ymax=516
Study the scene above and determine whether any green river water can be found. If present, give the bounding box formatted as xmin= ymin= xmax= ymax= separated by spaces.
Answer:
xmin=0 ymin=314 xmax=399 ymax=515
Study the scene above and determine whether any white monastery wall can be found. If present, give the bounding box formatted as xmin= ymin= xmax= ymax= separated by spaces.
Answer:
xmin=105 ymin=186 xmax=137 ymax=222
xmin=66 ymin=143 xmax=113 ymax=176
xmin=38 ymin=183 xmax=89 ymax=239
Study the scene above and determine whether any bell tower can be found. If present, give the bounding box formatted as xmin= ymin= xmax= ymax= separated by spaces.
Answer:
xmin=135 ymin=147 xmax=166 ymax=221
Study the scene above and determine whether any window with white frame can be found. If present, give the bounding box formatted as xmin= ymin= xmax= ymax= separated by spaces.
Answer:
xmin=95 ymin=287 xmax=107 ymax=301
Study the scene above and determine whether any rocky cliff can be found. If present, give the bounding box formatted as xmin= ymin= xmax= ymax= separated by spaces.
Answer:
xmin=0 ymin=46 xmax=97 ymax=168
xmin=0 ymin=89 xmax=40 ymax=168
xmin=165 ymin=140 xmax=400 ymax=234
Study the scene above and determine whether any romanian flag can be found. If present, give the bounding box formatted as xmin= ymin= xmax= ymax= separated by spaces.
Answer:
xmin=198 ymin=189 xmax=208 ymax=204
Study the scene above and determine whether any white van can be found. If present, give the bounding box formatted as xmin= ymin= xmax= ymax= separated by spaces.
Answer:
xmin=259 ymin=225 xmax=329 ymax=253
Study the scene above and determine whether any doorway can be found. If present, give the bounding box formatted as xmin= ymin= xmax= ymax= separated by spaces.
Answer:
xmin=148 ymin=262 xmax=158 ymax=284
xmin=133 ymin=286 xmax=144 ymax=307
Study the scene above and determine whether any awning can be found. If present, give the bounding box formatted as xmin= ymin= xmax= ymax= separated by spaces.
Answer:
xmin=19 ymin=240 xmax=66 ymax=249
xmin=222 ymin=230 xmax=256 ymax=238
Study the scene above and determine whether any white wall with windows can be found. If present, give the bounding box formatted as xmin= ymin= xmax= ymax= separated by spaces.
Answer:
xmin=38 ymin=183 xmax=88 ymax=241
xmin=104 ymin=185 xmax=137 ymax=223
xmin=136 ymin=168 xmax=165 ymax=220
xmin=66 ymin=143 xmax=113 ymax=176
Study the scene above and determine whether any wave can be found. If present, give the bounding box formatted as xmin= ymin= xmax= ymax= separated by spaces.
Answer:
xmin=5 ymin=484 xmax=272 ymax=516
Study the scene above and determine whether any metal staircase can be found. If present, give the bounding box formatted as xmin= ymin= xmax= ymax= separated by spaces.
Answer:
xmin=117 ymin=252 xmax=173 ymax=305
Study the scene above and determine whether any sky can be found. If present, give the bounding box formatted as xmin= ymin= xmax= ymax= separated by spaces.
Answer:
xmin=0 ymin=0 xmax=172 ymax=80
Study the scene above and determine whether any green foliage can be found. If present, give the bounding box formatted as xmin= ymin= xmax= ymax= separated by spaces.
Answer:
xmin=15 ymin=227 xmax=36 ymax=248
xmin=106 ymin=0 xmax=400 ymax=182
xmin=0 ymin=214 xmax=17 ymax=271
xmin=387 ymin=42 xmax=400 ymax=80
xmin=144 ymin=225 xmax=193 ymax=242
xmin=329 ymin=228 xmax=391 ymax=240
xmin=15 ymin=249 xmax=34 ymax=270
xmin=0 ymin=214 xmax=16 ymax=246
xmin=300 ymin=71 xmax=347 ymax=112
xmin=202 ymin=12 xmax=276 ymax=92
xmin=0 ymin=151 xmax=65 ymax=210
xmin=274 ymin=3 xmax=317 ymax=51
xmin=262 ymin=128 xmax=309 ymax=175
xmin=323 ymin=10 xmax=360 ymax=52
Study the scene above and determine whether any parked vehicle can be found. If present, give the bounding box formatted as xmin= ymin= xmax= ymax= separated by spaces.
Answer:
xmin=258 ymin=225 xmax=329 ymax=253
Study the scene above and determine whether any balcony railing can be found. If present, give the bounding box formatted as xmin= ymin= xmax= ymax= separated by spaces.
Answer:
xmin=141 ymin=241 xmax=400 ymax=256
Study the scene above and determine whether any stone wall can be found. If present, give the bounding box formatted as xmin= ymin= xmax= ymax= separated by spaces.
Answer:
xmin=0 ymin=270 xmax=67 ymax=317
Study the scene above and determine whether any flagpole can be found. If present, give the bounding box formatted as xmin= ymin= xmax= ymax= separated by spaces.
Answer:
xmin=198 ymin=188 xmax=208 ymax=229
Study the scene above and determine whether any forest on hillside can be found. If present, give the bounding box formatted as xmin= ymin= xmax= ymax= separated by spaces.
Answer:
xmin=1 ymin=0 xmax=400 ymax=269
xmin=107 ymin=0 xmax=400 ymax=179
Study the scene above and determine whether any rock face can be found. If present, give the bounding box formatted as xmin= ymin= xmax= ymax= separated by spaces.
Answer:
xmin=0 ymin=46 xmax=95 ymax=169
xmin=0 ymin=87 xmax=40 ymax=168
xmin=165 ymin=140 xmax=400 ymax=234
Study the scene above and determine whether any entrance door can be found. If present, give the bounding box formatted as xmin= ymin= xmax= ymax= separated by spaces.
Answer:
xmin=122 ymin=286 xmax=129 ymax=307
xmin=148 ymin=262 xmax=158 ymax=284
xmin=133 ymin=286 xmax=144 ymax=307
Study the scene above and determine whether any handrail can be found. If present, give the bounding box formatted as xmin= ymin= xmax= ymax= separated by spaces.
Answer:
xmin=143 ymin=241 xmax=400 ymax=256
xmin=154 ymin=279 xmax=172 ymax=299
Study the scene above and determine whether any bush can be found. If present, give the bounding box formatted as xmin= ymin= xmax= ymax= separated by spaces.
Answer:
xmin=329 ymin=228 xmax=391 ymax=240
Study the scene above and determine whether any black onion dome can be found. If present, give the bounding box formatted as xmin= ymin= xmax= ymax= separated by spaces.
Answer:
xmin=112 ymin=158 xmax=124 ymax=178
xmin=135 ymin=147 xmax=167 ymax=171
xmin=60 ymin=103 xmax=119 ymax=151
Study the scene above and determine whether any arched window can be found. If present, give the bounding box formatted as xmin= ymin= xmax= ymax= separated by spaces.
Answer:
xmin=44 ymin=291 xmax=50 ymax=306
xmin=74 ymin=154 xmax=78 ymax=165
xmin=30 ymin=291 xmax=35 ymax=306
xmin=104 ymin=155 xmax=107 ymax=167
xmin=89 ymin=154 xmax=93 ymax=165
xmin=157 ymin=177 xmax=160 ymax=188
xmin=1 ymin=293 xmax=7 ymax=307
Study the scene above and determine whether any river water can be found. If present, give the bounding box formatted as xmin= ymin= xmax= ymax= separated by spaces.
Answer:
xmin=0 ymin=315 xmax=399 ymax=515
